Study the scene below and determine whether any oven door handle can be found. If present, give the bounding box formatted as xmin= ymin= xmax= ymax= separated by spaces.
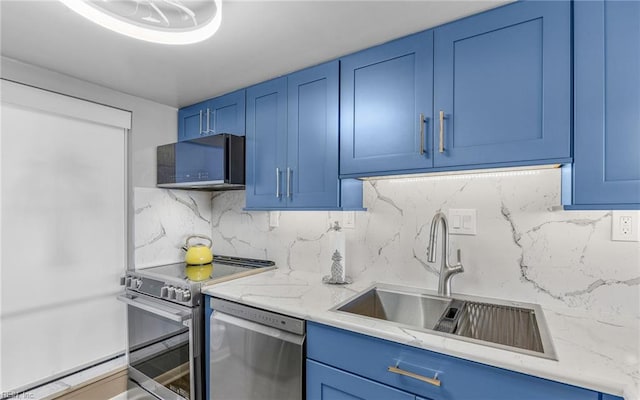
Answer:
xmin=117 ymin=294 xmax=190 ymax=323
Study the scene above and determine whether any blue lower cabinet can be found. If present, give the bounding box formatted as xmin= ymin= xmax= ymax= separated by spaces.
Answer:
xmin=307 ymin=322 xmax=600 ymax=400
xmin=601 ymin=395 xmax=624 ymax=400
xmin=570 ymin=0 xmax=640 ymax=209
xmin=307 ymin=359 xmax=416 ymax=400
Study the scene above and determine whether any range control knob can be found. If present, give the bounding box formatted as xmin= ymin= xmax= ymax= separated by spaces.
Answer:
xmin=182 ymin=290 xmax=192 ymax=302
xmin=135 ymin=279 xmax=142 ymax=289
xmin=160 ymin=286 xmax=169 ymax=298
xmin=175 ymin=289 xmax=184 ymax=302
xmin=167 ymin=286 xmax=176 ymax=300
xmin=125 ymin=277 xmax=132 ymax=288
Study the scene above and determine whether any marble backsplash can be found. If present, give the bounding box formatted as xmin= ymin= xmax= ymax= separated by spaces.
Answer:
xmin=134 ymin=168 xmax=639 ymax=319
xmin=134 ymin=188 xmax=212 ymax=268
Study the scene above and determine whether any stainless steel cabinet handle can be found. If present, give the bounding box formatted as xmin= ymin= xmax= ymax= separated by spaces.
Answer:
xmin=275 ymin=168 xmax=281 ymax=198
xmin=388 ymin=366 xmax=441 ymax=387
xmin=199 ymin=110 xmax=203 ymax=135
xmin=419 ymin=113 xmax=426 ymax=155
xmin=286 ymin=168 xmax=292 ymax=198
xmin=205 ymin=108 xmax=211 ymax=134
xmin=439 ymin=110 xmax=445 ymax=153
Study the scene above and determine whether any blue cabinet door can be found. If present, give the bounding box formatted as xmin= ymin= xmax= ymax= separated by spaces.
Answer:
xmin=601 ymin=394 xmax=624 ymax=400
xmin=245 ymin=78 xmax=287 ymax=208
xmin=572 ymin=0 xmax=640 ymax=209
xmin=308 ymin=322 xmax=599 ymax=400
xmin=340 ymin=31 xmax=433 ymax=177
xmin=210 ymin=89 xmax=246 ymax=136
xmin=287 ymin=61 xmax=339 ymax=208
xmin=433 ymin=1 xmax=571 ymax=168
xmin=307 ymin=360 xmax=415 ymax=400
xmin=178 ymin=101 xmax=208 ymax=141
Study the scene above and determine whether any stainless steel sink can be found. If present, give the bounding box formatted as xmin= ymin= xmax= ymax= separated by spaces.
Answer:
xmin=337 ymin=287 xmax=453 ymax=331
xmin=333 ymin=284 xmax=556 ymax=360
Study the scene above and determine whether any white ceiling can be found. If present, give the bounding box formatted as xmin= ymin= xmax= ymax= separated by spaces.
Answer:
xmin=1 ymin=0 xmax=510 ymax=108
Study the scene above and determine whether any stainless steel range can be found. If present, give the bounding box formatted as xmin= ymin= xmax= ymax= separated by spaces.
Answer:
xmin=118 ymin=256 xmax=274 ymax=400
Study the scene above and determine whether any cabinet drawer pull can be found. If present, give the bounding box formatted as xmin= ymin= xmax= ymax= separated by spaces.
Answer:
xmin=199 ymin=110 xmax=203 ymax=135
xmin=387 ymin=366 xmax=441 ymax=387
xmin=275 ymin=168 xmax=281 ymax=198
xmin=419 ymin=113 xmax=426 ymax=155
xmin=439 ymin=110 xmax=445 ymax=153
xmin=286 ymin=167 xmax=292 ymax=198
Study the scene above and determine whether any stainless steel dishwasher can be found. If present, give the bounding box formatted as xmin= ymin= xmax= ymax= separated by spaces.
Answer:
xmin=209 ymin=297 xmax=305 ymax=400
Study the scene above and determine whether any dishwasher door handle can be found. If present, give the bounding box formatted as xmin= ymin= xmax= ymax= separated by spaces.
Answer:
xmin=211 ymin=311 xmax=305 ymax=345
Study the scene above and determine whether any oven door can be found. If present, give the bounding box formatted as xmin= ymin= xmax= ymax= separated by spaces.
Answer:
xmin=118 ymin=293 xmax=201 ymax=400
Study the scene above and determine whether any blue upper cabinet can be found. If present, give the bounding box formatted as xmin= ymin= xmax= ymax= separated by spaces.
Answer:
xmin=340 ymin=31 xmax=434 ymax=177
xmin=209 ymin=89 xmax=246 ymax=136
xmin=177 ymin=90 xmax=246 ymax=142
xmin=287 ymin=61 xmax=340 ymax=208
xmin=246 ymin=61 xmax=360 ymax=210
xmin=433 ymin=1 xmax=571 ymax=168
xmin=571 ymin=0 xmax=640 ymax=209
xmin=178 ymin=100 xmax=209 ymax=141
xmin=245 ymin=77 xmax=287 ymax=209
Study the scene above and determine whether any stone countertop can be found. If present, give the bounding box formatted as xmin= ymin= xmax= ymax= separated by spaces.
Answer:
xmin=202 ymin=269 xmax=639 ymax=400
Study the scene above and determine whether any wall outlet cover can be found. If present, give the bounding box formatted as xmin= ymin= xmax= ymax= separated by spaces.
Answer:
xmin=612 ymin=211 xmax=640 ymax=242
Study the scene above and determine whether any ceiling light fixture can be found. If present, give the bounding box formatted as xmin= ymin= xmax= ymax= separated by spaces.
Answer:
xmin=59 ymin=0 xmax=222 ymax=45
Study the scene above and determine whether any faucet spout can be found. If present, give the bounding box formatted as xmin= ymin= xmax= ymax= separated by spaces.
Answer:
xmin=427 ymin=211 xmax=464 ymax=297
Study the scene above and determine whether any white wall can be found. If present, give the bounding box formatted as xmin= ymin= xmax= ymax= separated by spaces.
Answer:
xmin=1 ymin=56 xmax=177 ymax=188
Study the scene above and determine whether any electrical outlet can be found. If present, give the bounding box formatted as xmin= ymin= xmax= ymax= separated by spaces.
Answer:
xmin=269 ymin=211 xmax=280 ymax=228
xmin=612 ymin=211 xmax=640 ymax=242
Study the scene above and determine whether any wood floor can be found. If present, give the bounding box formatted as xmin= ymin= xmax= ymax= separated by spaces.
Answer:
xmin=50 ymin=368 xmax=128 ymax=400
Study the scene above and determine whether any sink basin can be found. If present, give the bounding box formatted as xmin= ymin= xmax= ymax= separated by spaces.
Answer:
xmin=337 ymin=287 xmax=452 ymax=331
xmin=333 ymin=283 xmax=556 ymax=360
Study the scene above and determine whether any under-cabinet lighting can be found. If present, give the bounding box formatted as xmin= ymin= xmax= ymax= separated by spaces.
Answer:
xmin=361 ymin=164 xmax=561 ymax=184
xmin=59 ymin=0 xmax=222 ymax=45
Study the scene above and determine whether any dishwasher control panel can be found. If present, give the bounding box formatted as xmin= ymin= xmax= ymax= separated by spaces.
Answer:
xmin=210 ymin=297 xmax=305 ymax=335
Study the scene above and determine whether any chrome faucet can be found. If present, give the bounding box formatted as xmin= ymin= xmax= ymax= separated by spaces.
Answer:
xmin=427 ymin=212 xmax=464 ymax=297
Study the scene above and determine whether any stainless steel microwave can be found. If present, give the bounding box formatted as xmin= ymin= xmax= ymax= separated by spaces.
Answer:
xmin=157 ymin=134 xmax=245 ymax=190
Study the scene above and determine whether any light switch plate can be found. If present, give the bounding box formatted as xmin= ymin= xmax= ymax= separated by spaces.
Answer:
xmin=269 ymin=211 xmax=280 ymax=228
xmin=343 ymin=211 xmax=356 ymax=229
xmin=448 ymin=209 xmax=477 ymax=235
xmin=612 ymin=211 xmax=640 ymax=242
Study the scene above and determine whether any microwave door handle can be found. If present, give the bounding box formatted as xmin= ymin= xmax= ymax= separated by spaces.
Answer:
xmin=117 ymin=294 xmax=190 ymax=323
